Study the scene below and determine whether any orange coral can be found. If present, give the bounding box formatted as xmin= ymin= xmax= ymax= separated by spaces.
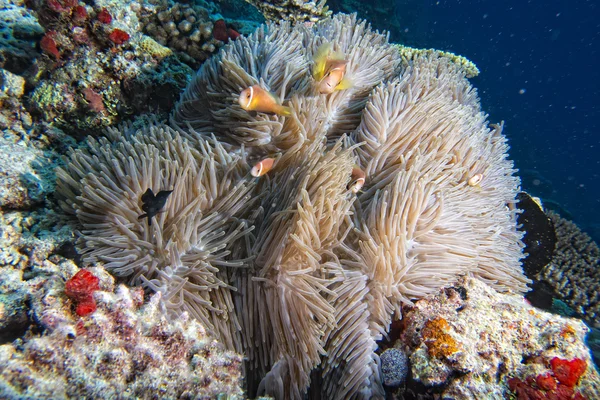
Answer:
xmin=422 ymin=317 xmax=459 ymax=358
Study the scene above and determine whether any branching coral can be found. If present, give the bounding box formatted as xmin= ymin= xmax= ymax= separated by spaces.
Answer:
xmin=59 ymin=13 xmax=529 ymax=399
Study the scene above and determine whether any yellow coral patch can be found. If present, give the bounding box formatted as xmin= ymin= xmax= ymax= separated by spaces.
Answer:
xmin=422 ymin=317 xmax=460 ymax=358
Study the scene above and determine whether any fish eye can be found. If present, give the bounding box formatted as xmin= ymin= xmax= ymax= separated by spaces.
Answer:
xmin=246 ymin=92 xmax=251 ymax=98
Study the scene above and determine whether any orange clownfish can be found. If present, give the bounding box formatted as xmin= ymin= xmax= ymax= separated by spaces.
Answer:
xmin=251 ymin=157 xmax=275 ymax=177
xmin=238 ymin=85 xmax=291 ymax=116
xmin=312 ymin=43 xmax=353 ymax=94
xmin=347 ymin=166 xmax=366 ymax=193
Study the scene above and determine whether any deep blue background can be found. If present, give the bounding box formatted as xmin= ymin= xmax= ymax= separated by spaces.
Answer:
xmin=375 ymin=0 xmax=599 ymax=242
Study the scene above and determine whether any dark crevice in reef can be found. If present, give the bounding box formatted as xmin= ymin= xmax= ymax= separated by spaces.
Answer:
xmin=0 ymin=292 xmax=32 ymax=345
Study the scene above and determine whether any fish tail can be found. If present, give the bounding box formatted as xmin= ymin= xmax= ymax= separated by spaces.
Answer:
xmin=312 ymin=43 xmax=331 ymax=80
xmin=278 ymin=105 xmax=292 ymax=116
xmin=335 ymin=77 xmax=353 ymax=91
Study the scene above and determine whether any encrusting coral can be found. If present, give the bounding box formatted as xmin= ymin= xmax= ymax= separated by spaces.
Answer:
xmin=0 ymin=270 xmax=243 ymax=399
xmin=398 ymin=277 xmax=600 ymax=399
xmin=57 ymin=13 xmax=529 ymax=399
xmin=538 ymin=210 xmax=600 ymax=327
xmin=396 ymin=44 xmax=480 ymax=78
xmin=243 ymin=0 xmax=331 ymax=23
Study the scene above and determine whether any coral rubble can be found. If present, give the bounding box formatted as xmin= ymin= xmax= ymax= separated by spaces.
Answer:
xmin=399 ymin=277 xmax=600 ymax=399
xmin=0 ymin=276 xmax=243 ymax=399
xmin=0 ymin=1 xmax=44 ymax=73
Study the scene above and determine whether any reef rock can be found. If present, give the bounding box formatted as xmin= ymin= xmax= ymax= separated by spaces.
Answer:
xmin=0 ymin=274 xmax=243 ymax=399
xmin=399 ymin=276 xmax=600 ymax=399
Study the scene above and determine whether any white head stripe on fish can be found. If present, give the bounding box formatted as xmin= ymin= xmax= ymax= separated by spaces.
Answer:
xmin=248 ymin=85 xmax=254 ymax=106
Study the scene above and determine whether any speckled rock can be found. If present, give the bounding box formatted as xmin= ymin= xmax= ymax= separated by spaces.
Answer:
xmin=0 ymin=69 xmax=25 ymax=101
xmin=0 ymin=143 xmax=53 ymax=209
xmin=0 ymin=0 xmax=44 ymax=73
xmin=0 ymin=275 xmax=244 ymax=399
xmin=399 ymin=277 xmax=600 ymax=399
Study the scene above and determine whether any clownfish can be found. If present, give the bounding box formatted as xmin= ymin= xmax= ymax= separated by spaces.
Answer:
xmin=238 ymin=85 xmax=291 ymax=116
xmin=312 ymin=43 xmax=353 ymax=94
xmin=251 ymin=157 xmax=275 ymax=177
xmin=348 ymin=166 xmax=366 ymax=193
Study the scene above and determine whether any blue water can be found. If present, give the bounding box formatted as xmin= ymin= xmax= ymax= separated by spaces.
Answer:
xmin=332 ymin=0 xmax=599 ymax=243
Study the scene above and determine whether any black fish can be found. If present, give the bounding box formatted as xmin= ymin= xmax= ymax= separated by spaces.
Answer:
xmin=516 ymin=191 xmax=557 ymax=277
xmin=138 ymin=188 xmax=172 ymax=226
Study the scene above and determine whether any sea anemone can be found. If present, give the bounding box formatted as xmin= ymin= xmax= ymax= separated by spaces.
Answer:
xmin=56 ymin=123 xmax=256 ymax=350
xmin=58 ymin=13 xmax=528 ymax=399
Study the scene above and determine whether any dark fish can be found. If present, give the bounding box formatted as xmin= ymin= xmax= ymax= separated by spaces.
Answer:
xmin=516 ymin=191 xmax=557 ymax=277
xmin=525 ymin=280 xmax=558 ymax=311
xmin=138 ymin=188 xmax=172 ymax=226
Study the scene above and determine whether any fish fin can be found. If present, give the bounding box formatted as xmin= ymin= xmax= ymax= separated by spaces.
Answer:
xmin=331 ymin=50 xmax=346 ymax=62
xmin=138 ymin=213 xmax=147 ymax=220
xmin=312 ymin=43 xmax=331 ymax=80
xmin=141 ymin=188 xmax=154 ymax=203
xmin=155 ymin=190 xmax=173 ymax=204
xmin=278 ymin=105 xmax=292 ymax=116
xmin=335 ymin=77 xmax=353 ymax=91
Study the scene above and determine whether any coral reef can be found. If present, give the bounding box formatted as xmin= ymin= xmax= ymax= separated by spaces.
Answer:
xmin=396 ymin=44 xmax=480 ymax=78
xmin=0 ymin=269 xmax=243 ymax=399
xmin=244 ymin=0 xmax=331 ymax=23
xmin=20 ymin=0 xmax=202 ymax=135
xmin=137 ymin=0 xmax=225 ymax=66
xmin=0 ymin=141 xmax=50 ymax=209
xmin=0 ymin=0 xmax=44 ymax=73
xmin=539 ymin=211 xmax=600 ymax=327
xmin=58 ymin=13 xmax=530 ymax=399
xmin=0 ymin=67 xmax=38 ymax=143
xmin=398 ymin=277 xmax=600 ymax=399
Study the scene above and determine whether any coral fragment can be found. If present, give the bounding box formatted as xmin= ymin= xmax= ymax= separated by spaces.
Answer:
xmin=40 ymin=32 xmax=60 ymax=60
xmin=96 ymin=8 xmax=112 ymax=24
xmin=550 ymin=357 xmax=587 ymax=388
xmin=108 ymin=29 xmax=129 ymax=45
xmin=65 ymin=269 xmax=100 ymax=316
